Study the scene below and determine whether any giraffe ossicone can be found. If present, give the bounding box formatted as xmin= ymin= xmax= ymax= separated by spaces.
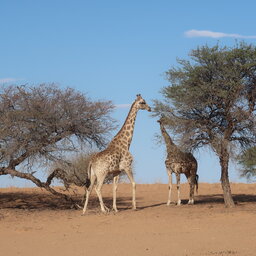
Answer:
xmin=82 ymin=94 xmax=151 ymax=214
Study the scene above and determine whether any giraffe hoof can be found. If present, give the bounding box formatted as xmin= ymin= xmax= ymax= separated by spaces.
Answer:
xmin=102 ymin=206 xmax=110 ymax=213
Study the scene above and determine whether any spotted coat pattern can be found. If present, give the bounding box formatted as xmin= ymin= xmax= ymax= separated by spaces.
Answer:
xmin=158 ymin=118 xmax=198 ymax=206
xmin=82 ymin=95 xmax=151 ymax=213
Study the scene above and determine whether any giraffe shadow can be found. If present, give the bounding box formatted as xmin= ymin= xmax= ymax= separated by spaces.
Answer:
xmin=86 ymin=197 xmax=167 ymax=212
xmin=136 ymin=202 xmax=166 ymax=210
xmin=195 ymin=194 xmax=224 ymax=205
xmin=86 ymin=196 xmax=142 ymax=210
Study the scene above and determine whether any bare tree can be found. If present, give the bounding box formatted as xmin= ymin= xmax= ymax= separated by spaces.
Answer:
xmin=154 ymin=42 xmax=256 ymax=207
xmin=0 ymin=84 xmax=115 ymax=202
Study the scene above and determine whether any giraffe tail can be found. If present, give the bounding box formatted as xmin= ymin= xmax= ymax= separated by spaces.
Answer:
xmin=195 ymin=174 xmax=199 ymax=194
xmin=85 ymin=162 xmax=92 ymax=189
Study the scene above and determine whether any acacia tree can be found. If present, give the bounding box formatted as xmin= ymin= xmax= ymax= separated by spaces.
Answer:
xmin=154 ymin=42 xmax=256 ymax=207
xmin=0 ymin=84 xmax=115 ymax=201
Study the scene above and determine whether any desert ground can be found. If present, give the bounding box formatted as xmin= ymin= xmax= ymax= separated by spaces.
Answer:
xmin=0 ymin=182 xmax=256 ymax=256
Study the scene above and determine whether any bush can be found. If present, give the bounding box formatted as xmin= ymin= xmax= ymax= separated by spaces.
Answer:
xmin=48 ymin=152 xmax=129 ymax=189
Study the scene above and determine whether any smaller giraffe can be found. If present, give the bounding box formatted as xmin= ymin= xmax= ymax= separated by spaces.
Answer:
xmin=82 ymin=94 xmax=151 ymax=214
xmin=158 ymin=116 xmax=198 ymax=206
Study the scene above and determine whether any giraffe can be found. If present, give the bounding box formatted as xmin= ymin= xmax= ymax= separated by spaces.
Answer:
xmin=157 ymin=116 xmax=198 ymax=206
xmin=82 ymin=94 xmax=151 ymax=214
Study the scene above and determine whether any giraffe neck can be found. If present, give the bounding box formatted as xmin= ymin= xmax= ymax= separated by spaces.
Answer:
xmin=159 ymin=123 xmax=180 ymax=153
xmin=110 ymin=102 xmax=138 ymax=150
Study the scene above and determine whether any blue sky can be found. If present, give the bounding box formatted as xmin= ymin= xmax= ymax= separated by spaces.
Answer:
xmin=1 ymin=0 xmax=256 ymax=186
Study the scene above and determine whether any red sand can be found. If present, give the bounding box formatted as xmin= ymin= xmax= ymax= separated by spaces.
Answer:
xmin=1 ymin=183 xmax=256 ymax=256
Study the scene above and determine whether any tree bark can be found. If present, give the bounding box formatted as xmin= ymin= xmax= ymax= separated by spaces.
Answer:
xmin=219 ymin=146 xmax=235 ymax=207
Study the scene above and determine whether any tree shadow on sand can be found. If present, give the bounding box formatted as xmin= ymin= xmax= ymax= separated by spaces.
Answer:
xmin=195 ymin=194 xmax=256 ymax=205
xmin=1 ymin=191 xmax=256 ymax=210
xmin=0 ymin=191 xmax=140 ymax=211
xmin=0 ymin=191 xmax=77 ymax=210
xmin=129 ymin=194 xmax=256 ymax=210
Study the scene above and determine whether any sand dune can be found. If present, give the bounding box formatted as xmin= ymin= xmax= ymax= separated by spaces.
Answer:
xmin=0 ymin=183 xmax=256 ymax=256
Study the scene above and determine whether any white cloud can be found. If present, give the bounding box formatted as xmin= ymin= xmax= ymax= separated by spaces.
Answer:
xmin=0 ymin=78 xmax=19 ymax=84
xmin=185 ymin=29 xmax=256 ymax=39
xmin=115 ymin=104 xmax=131 ymax=109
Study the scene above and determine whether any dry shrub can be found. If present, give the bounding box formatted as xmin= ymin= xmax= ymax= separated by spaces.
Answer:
xmin=48 ymin=152 xmax=128 ymax=189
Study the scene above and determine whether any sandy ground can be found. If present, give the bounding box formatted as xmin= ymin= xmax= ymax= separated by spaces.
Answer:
xmin=0 ymin=183 xmax=256 ymax=256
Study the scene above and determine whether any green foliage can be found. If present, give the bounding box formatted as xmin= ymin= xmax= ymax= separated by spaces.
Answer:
xmin=238 ymin=147 xmax=256 ymax=180
xmin=154 ymin=42 xmax=256 ymax=154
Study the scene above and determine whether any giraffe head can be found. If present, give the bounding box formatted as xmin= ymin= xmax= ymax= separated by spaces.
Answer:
xmin=157 ymin=114 xmax=168 ymax=124
xmin=134 ymin=94 xmax=151 ymax=112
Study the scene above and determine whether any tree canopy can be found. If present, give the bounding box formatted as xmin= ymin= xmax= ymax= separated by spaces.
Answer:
xmin=238 ymin=146 xmax=256 ymax=181
xmin=154 ymin=42 xmax=256 ymax=207
xmin=0 ymin=84 xmax=115 ymax=201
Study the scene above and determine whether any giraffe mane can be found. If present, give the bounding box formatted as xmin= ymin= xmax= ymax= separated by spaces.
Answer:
xmin=113 ymin=100 xmax=136 ymax=139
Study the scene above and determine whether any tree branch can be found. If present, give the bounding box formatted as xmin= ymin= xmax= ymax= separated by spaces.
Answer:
xmin=0 ymin=167 xmax=75 ymax=204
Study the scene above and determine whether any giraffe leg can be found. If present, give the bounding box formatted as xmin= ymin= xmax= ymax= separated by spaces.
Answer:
xmin=82 ymin=174 xmax=96 ymax=215
xmin=167 ymin=169 xmax=173 ymax=206
xmin=125 ymin=168 xmax=136 ymax=210
xmin=80 ymin=186 xmax=87 ymax=205
xmin=112 ymin=175 xmax=119 ymax=212
xmin=95 ymin=176 xmax=109 ymax=213
xmin=188 ymin=175 xmax=195 ymax=205
xmin=176 ymin=173 xmax=182 ymax=206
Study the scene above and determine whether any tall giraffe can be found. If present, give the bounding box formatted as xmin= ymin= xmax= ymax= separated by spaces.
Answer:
xmin=158 ymin=116 xmax=198 ymax=206
xmin=82 ymin=94 xmax=151 ymax=214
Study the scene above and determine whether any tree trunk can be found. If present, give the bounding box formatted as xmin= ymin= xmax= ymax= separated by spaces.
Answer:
xmin=219 ymin=147 xmax=235 ymax=207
